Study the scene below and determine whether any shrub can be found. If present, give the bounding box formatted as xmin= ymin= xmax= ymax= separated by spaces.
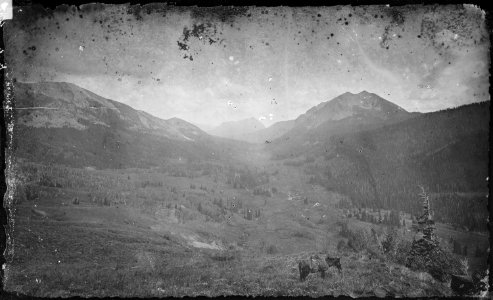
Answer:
xmin=382 ymin=228 xmax=398 ymax=256
xmin=393 ymin=239 xmax=412 ymax=265
xmin=347 ymin=230 xmax=367 ymax=252
xmin=266 ymin=244 xmax=278 ymax=255
xmin=337 ymin=240 xmax=347 ymax=252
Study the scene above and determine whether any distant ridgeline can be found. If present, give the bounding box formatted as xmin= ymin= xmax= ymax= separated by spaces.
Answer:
xmin=294 ymin=101 xmax=490 ymax=231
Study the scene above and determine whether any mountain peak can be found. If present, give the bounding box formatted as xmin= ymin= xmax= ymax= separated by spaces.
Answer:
xmin=296 ymin=91 xmax=409 ymax=129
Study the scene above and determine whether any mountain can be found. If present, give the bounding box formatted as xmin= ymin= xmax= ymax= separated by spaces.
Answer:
xmin=209 ymin=117 xmax=266 ymax=140
xmin=267 ymin=91 xmax=417 ymax=158
xmin=241 ymin=120 xmax=296 ymax=143
xmin=295 ymin=101 xmax=490 ymax=230
xmin=12 ymin=82 xmax=245 ymax=168
xmin=295 ymin=91 xmax=410 ymax=129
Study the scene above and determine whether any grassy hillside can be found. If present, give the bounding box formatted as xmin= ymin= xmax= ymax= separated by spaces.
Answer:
xmin=6 ymin=161 xmax=484 ymax=297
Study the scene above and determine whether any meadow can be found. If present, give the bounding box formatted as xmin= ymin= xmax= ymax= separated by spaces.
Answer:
xmin=4 ymin=158 xmax=489 ymax=297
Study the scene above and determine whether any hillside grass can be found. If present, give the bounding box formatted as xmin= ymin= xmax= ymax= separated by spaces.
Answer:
xmin=4 ymin=161 xmax=488 ymax=297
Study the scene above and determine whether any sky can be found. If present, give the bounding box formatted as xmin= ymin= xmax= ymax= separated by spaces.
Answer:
xmin=4 ymin=4 xmax=490 ymax=127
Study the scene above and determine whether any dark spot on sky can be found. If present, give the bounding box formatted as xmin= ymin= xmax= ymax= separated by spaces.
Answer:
xmin=345 ymin=21 xmax=349 ymax=25
xmin=317 ymin=13 xmax=321 ymax=17
xmin=417 ymin=35 xmax=421 ymax=38
xmin=66 ymin=18 xmax=69 ymax=21
xmin=389 ymin=9 xmax=405 ymax=25
xmin=348 ymin=13 xmax=352 ymax=17
xmin=79 ymin=14 xmax=83 ymax=18
xmin=177 ymin=41 xmax=189 ymax=50
xmin=331 ymin=33 xmax=334 ymax=37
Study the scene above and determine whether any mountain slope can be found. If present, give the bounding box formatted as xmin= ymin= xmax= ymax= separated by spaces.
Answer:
xmin=209 ymin=117 xmax=265 ymax=140
xmin=268 ymin=91 xmax=417 ymax=158
xmin=241 ymin=120 xmax=296 ymax=143
xmin=12 ymin=82 xmax=245 ymax=168
xmin=295 ymin=91 xmax=410 ymax=129
xmin=300 ymin=101 xmax=490 ymax=230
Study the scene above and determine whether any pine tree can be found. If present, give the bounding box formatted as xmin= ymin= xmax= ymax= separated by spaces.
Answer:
xmin=406 ymin=186 xmax=448 ymax=280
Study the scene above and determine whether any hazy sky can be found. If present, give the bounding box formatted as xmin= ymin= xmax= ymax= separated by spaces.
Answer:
xmin=5 ymin=4 xmax=490 ymax=127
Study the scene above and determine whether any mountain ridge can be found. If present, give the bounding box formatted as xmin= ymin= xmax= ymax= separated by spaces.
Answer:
xmin=12 ymin=81 xmax=247 ymax=168
xmin=208 ymin=117 xmax=266 ymax=140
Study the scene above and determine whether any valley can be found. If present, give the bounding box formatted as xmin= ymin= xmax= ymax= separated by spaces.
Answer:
xmin=3 ymin=82 xmax=490 ymax=297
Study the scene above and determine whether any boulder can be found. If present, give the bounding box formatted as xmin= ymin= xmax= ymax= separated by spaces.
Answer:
xmin=373 ymin=287 xmax=387 ymax=298
xmin=451 ymin=274 xmax=475 ymax=296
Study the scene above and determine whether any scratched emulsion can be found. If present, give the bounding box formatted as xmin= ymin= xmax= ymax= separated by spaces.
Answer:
xmin=1 ymin=4 xmax=490 ymax=297
xmin=2 ymin=4 xmax=489 ymax=128
xmin=2 ymin=72 xmax=16 ymax=285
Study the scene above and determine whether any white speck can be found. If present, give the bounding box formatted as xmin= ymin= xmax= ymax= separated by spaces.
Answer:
xmin=227 ymin=100 xmax=233 ymax=106
xmin=79 ymin=45 xmax=84 ymax=51
xmin=229 ymin=56 xmax=234 ymax=61
xmin=453 ymin=33 xmax=459 ymax=40
xmin=337 ymin=59 xmax=342 ymax=64
xmin=199 ymin=36 xmax=203 ymax=40
xmin=234 ymin=60 xmax=239 ymax=65
xmin=268 ymin=77 xmax=273 ymax=82
xmin=259 ymin=116 xmax=266 ymax=121
xmin=378 ymin=36 xmax=382 ymax=40
xmin=57 ymin=260 xmax=61 ymax=264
